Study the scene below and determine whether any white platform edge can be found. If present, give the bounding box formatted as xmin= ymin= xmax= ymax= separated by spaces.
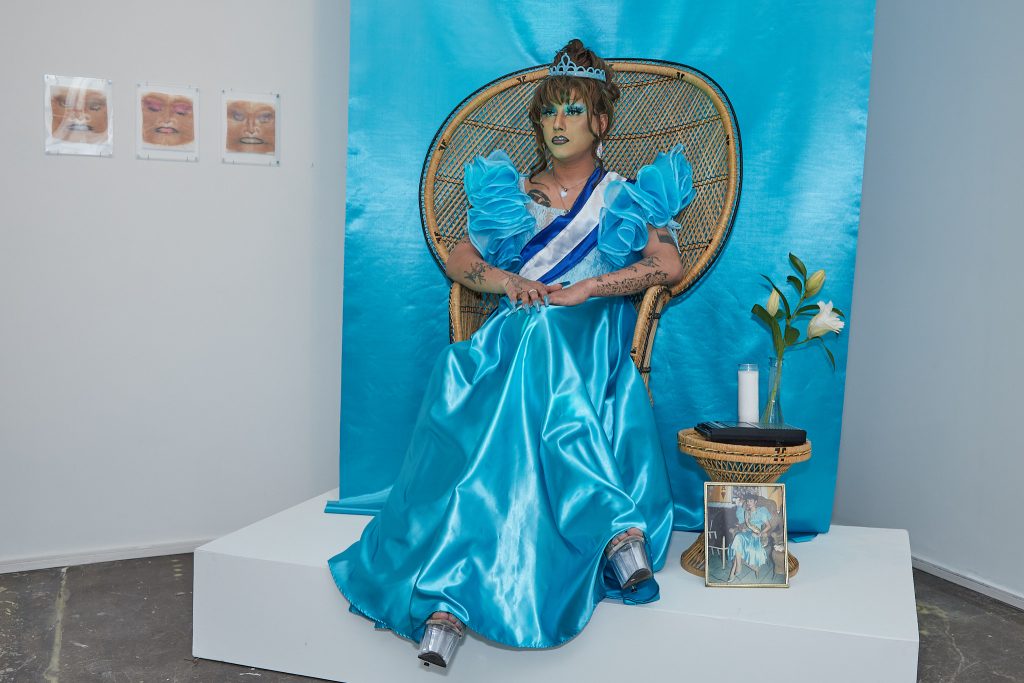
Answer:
xmin=193 ymin=490 xmax=919 ymax=682
xmin=0 ymin=539 xmax=211 ymax=575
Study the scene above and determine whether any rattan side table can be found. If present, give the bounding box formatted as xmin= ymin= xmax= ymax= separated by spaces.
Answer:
xmin=677 ymin=428 xmax=811 ymax=579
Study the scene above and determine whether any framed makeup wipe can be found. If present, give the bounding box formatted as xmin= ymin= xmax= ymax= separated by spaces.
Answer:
xmin=44 ymin=75 xmax=113 ymax=157
xmin=221 ymin=90 xmax=280 ymax=166
xmin=704 ymin=483 xmax=789 ymax=588
xmin=136 ymin=83 xmax=199 ymax=162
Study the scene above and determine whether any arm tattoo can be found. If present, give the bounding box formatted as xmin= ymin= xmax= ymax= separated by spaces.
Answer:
xmin=527 ymin=189 xmax=552 ymax=207
xmin=464 ymin=261 xmax=491 ymax=285
xmin=591 ymin=255 xmax=669 ymax=296
xmin=635 ymin=256 xmax=658 ymax=269
xmin=592 ymin=271 xmax=670 ymax=296
xmin=504 ymin=273 xmax=530 ymax=293
xmin=654 ymin=228 xmax=675 ymax=245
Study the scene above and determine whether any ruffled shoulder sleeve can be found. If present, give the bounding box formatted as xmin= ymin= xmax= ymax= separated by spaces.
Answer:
xmin=464 ymin=150 xmax=535 ymax=271
xmin=598 ymin=144 xmax=697 ymax=268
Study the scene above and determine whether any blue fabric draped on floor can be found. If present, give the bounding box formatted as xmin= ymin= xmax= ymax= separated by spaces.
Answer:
xmin=329 ymin=296 xmax=673 ymax=647
xmin=333 ymin=2 xmax=875 ymax=535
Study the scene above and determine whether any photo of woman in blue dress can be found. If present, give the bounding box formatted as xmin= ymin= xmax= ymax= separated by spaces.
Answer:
xmin=328 ymin=38 xmax=697 ymax=668
xmin=727 ymin=492 xmax=774 ymax=582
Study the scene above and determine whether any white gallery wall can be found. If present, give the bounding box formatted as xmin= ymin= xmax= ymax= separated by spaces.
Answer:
xmin=836 ymin=0 xmax=1024 ymax=604
xmin=3 ymin=0 xmax=1023 ymax=610
xmin=0 ymin=0 xmax=348 ymax=571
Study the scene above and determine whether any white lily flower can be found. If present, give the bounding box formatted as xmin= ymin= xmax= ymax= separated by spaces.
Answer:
xmin=807 ymin=301 xmax=845 ymax=338
xmin=805 ymin=270 xmax=826 ymax=297
xmin=766 ymin=289 xmax=780 ymax=316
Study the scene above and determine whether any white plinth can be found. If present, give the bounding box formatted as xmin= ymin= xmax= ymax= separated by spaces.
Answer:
xmin=193 ymin=490 xmax=919 ymax=682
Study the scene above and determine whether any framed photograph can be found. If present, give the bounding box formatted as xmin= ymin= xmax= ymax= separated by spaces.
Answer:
xmin=221 ymin=90 xmax=279 ymax=166
xmin=44 ymin=75 xmax=113 ymax=156
xmin=137 ymin=83 xmax=199 ymax=162
xmin=704 ymin=483 xmax=789 ymax=587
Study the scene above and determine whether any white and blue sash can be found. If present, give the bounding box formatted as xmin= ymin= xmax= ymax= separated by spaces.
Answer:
xmin=517 ymin=168 xmax=621 ymax=284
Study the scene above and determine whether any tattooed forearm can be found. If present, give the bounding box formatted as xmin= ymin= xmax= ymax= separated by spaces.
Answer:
xmin=528 ymin=189 xmax=552 ymax=207
xmin=587 ymin=255 xmax=674 ymax=296
xmin=591 ymin=270 xmax=670 ymax=296
xmin=445 ymin=239 xmax=512 ymax=294
xmin=464 ymin=261 xmax=491 ymax=285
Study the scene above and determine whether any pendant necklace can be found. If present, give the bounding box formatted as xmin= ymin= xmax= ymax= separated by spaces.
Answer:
xmin=551 ymin=167 xmax=589 ymax=198
xmin=550 ymin=166 xmax=590 ymax=215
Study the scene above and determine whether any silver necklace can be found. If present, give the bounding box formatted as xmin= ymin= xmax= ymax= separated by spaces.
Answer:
xmin=550 ymin=167 xmax=589 ymax=199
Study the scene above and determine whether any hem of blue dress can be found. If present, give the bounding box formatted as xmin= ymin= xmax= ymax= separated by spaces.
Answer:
xmin=326 ymin=556 xmax=662 ymax=651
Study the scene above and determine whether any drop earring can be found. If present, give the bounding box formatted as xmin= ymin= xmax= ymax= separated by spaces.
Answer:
xmin=596 ymin=141 xmax=605 ymax=159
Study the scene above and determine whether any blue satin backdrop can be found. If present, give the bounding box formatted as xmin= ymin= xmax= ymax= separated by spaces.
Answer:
xmin=336 ymin=1 xmax=875 ymax=533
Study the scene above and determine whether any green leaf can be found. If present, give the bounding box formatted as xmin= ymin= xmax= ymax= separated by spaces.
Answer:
xmin=789 ymin=253 xmax=807 ymax=279
xmin=752 ymin=304 xmax=784 ymax=357
xmin=759 ymin=275 xmax=791 ymax=317
xmin=787 ymin=276 xmax=803 ymax=295
xmin=751 ymin=303 xmax=773 ymax=327
xmin=817 ymin=337 xmax=836 ymax=371
xmin=784 ymin=326 xmax=799 ymax=347
xmin=832 ymin=306 xmax=846 ymax=318
xmin=795 ymin=304 xmax=820 ymax=316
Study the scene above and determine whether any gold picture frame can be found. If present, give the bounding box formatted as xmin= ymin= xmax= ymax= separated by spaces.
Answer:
xmin=704 ymin=483 xmax=789 ymax=588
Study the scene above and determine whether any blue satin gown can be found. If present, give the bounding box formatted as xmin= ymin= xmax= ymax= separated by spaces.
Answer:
xmin=329 ymin=147 xmax=696 ymax=649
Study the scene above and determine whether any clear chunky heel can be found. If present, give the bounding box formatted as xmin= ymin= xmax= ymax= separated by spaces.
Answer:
xmin=417 ymin=616 xmax=464 ymax=668
xmin=606 ymin=534 xmax=653 ymax=591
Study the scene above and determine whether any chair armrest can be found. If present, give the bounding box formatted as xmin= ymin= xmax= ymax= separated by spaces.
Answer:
xmin=448 ymin=282 xmax=502 ymax=343
xmin=630 ymin=285 xmax=671 ymax=397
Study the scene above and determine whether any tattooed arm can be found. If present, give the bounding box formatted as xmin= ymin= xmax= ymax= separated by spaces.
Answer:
xmin=547 ymin=227 xmax=685 ymax=305
xmin=445 ymin=238 xmax=564 ymax=307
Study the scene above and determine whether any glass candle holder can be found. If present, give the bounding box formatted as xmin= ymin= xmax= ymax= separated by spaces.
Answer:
xmin=737 ymin=363 xmax=759 ymax=423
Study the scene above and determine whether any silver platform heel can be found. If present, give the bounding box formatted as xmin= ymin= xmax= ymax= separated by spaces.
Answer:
xmin=417 ymin=617 xmax=464 ymax=668
xmin=606 ymin=534 xmax=653 ymax=591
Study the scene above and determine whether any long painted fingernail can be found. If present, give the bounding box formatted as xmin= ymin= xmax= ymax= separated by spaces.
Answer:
xmin=559 ymin=281 xmax=571 ymax=287
xmin=544 ymin=295 xmax=550 ymax=305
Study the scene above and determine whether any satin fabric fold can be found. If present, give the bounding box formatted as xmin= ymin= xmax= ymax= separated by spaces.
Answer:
xmin=464 ymin=150 xmax=536 ymax=272
xmin=599 ymin=144 xmax=697 ymax=264
xmin=329 ymin=296 xmax=674 ymax=648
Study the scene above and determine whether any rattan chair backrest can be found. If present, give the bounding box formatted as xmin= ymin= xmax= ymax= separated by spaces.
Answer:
xmin=420 ymin=59 xmax=741 ymax=297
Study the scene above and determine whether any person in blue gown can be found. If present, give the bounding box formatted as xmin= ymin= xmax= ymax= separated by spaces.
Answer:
xmin=328 ymin=38 xmax=697 ymax=667
xmin=727 ymin=493 xmax=773 ymax=582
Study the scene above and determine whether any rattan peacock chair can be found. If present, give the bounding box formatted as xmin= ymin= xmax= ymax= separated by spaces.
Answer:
xmin=420 ymin=59 xmax=741 ymax=393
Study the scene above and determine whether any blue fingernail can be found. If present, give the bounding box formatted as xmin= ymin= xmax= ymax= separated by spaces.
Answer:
xmin=544 ymin=295 xmax=550 ymax=305
xmin=559 ymin=281 xmax=571 ymax=287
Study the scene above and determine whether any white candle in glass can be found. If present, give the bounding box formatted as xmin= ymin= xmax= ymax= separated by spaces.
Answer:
xmin=738 ymin=363 xmax=759 ymax=423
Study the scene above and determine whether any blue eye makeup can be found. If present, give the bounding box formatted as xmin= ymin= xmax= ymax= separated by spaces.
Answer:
xmin=541 ymin=103 xmax=587 ymax=118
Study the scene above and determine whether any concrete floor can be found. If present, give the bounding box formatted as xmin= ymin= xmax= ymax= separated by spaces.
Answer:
xmin=1 ymin=555 xmax=1022 ymax=682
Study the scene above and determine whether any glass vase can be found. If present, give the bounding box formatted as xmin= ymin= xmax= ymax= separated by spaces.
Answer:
xmin=760 ymin=357 xmax=784 ymax=425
